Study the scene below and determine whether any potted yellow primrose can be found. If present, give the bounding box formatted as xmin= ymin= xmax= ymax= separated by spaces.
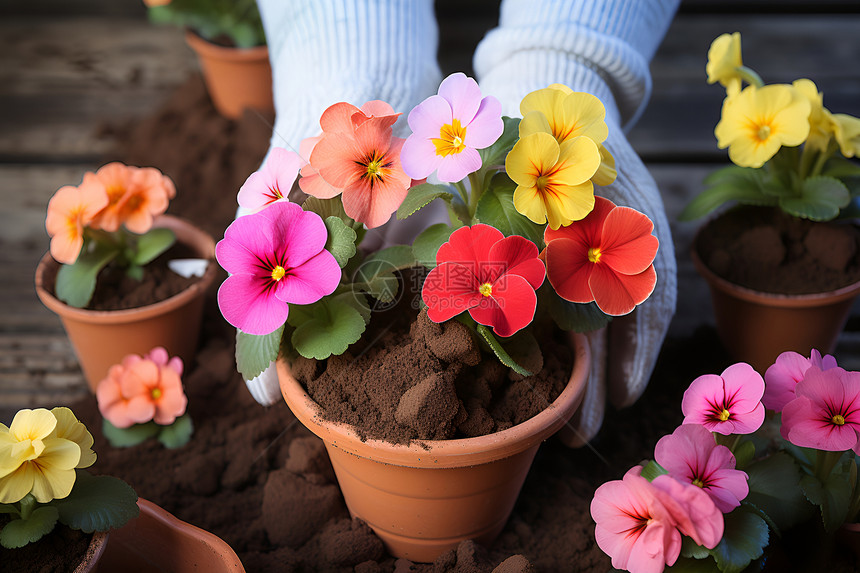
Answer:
xmin=217 ymin=73 xmax=660 ymax=562
xmin=680 ymin=32 xmax=860 ymax=373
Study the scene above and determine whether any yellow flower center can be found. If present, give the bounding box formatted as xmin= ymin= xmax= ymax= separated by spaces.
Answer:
xmin=718 ymin=409 xmax=731 ymax=422
xmin=432 ymin=119 xmax=467 ymax=157
xmin=692 ymin=478 xmax=705 ymax=488
xmin=756 ymin=124 xmax=772 ymax=141
xmin=105 ymin=183 xmax=125 ymax=206
xmin=366 ymin=159 xmax=382 ymax=179
xmin=832 ymin=414 xmax=846 ymax=426
xmin=151 ymin=387 xmax=162 ymax=401
xmin=587 ymin=247 xmax=602 ymax=263
xmin=479 ymin=283 xmax=493 ymax=297
xmin=271 ymin=265 xmax=286 ymax=281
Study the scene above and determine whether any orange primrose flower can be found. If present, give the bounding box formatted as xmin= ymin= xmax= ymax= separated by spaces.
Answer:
xmin=45 ymin=181 xmax=109 ymax=265
xmin=88 ymin=163 xmax=175 ymax=234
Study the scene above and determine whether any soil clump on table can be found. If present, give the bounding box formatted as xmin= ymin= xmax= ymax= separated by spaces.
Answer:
xmin=63 ymin=76 xmax=859 ymax=571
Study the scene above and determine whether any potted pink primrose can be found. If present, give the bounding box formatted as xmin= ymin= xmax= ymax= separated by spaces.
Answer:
xmin=591 ymin=350 xmax=860 ymax=573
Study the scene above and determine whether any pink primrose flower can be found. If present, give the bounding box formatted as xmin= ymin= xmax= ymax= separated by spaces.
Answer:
xmin=237 ymin=147 xmax=303 ymax=213
xmin=763 ymin=349 xmax=838 ymax=412
xmin=401 ymin=72 xmax=503 ymax=182
xmin=655 ymin=424 xmax=749 ymax=513
xmin=781 ymin=366 xmax=860 ymax=452
xmin=682 ymin=362 xmax=765 ymax=435
xmin=216 ymin=201 xmax=341 ymax=335
xmin=421 ymin=224 xmax=545 ymax=338
xmin=651 ymin=473 xmax=724 ymax=549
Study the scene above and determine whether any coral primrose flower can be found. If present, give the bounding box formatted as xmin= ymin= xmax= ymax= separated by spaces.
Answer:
xmin=216 ymin=201 xmax=341 ymax=335
xmin=706 ymin=32 xmax=743 ymax=96
xmin=45 ymin=181 xmax=109 ymax=265
xmin=781 ymin=366 xmax=860 ymax=452
xmin=714 ymin=83 xmax=811 ymax=168
xmin=542 ymin=196 xmax=658 ymax=316
xmin=682 ymin=362 xmax=765 ymax=435
xmin=506 ymin=132 xmax=601 ymax=229
xmin=422 ymin=224 xmax=545 ymax=338
xmin=0 ymin=409 xmax=81 ymax=503
xmin=238 ymin=147 xmax=303 ymax=213
xmin=401 ymin=72 xmax=503 ymax=182
xmin=763 ymin=349 xmax=838 ymax=413
xmin=86 ymin=163 xmax=175 ymax=234
xmin=655 ymin=424 xmax=749 ymax=513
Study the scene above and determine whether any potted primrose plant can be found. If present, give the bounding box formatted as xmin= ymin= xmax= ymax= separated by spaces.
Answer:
xmin=680 ymin=32 xmax=860 ymax=373
xmin=215 ymin=73 xmax=660 ymax=563
xmin=591 ymin=347 xmax=860 ymax=573
xmin=34 ymin=162 xmax=217 ymax=391
xmin=0 ymin=406 xmax=138 ymax=572
xmin=143 ymin=0 xmax=273 ymax=119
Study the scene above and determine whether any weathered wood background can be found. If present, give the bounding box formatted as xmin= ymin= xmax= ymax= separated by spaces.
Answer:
xmin=3 ymin=0 xmax=860 ymax=421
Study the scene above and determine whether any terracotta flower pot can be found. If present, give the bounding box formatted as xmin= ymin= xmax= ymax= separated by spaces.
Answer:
xmin=96 ymin=498 xmax=245 ymax=572
xmin=76 ymin=531 xmax=109 ymax=573
xmin=277 ymin=333 xmax=590 ymax=563
xmin=691 ymin=230 xmax=860 ymax=373
xmin=184 ymin=30 xmax=273 ymax=120
xmin=35 ymin=215 xmax=217 ymax=392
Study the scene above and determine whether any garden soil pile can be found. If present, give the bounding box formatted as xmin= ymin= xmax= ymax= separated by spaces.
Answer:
xmin=67 ymin=76 xmax=858 ymax=571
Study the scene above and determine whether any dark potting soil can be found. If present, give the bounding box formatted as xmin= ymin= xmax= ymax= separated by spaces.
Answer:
xmin=696 ymin=205 xmax=860 ymax=295
xmin=0 ymin=517 xmax=93 ymax=573
xmin=59 ymin=76 xmax=858 ymax=572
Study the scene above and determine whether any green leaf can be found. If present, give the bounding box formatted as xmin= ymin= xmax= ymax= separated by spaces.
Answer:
xmin=125 ymin=264 xmax=144 ymax=281
xmin=732 ymin=439 xmax=756 ymax=470
xmin=479 ymin=116 xmax=521 ymax=167
xmin=323 ymin=216 xmax=357 ymax=268
xmin=0 ymin=506 xmax=59 ymax=548
xmin=352 ymin=245 xmax=416 ymax=302
xmin=780 ymin=175 xmax=850 ymax=222
xmin=822 ymin=156 xmax=860 ymax=179
xmin=55 ymin=241 xmax=121 ymax=308
xmin=800 ymin=468 xmax=853 ymax=533
xmin=548 ymin=290 xmax=612 ymax=333
xmin=53 ymin=471 xmax=139 ymax=533
xmin=679 ymin=168 xmax=776 ymax=221
xmin=680 ymin=536 xmax=712 ymax=560
xmin=303 ymin=196 xmax=352 ymax=224
xmin=102 ymin=419 xmax=160 ymax=448
xmin=131 ymin=228 xmax=176 ymax=266
xmin=476 ymin=324 xmax=532 ymax=376
xmin=744 ymin=452 xmax=812 ymax=532
xmin=412 ymin=223 xmax=456 ymax=269
xmin=236 ymin=325 xmax=284 ymax=381
xmin=332 ymin=291 xmax=371 ymax=325
xmin=157 ymin=414 xmax=193 ymax=449
xmin=640 ymin=460 xmax=668 ymax=482
xmin=396 ymin=183 xmax=454 ymax=220
xmin=708 ymin=510 xmax=769 ymax=573
xmin=475 ymin=172 xmax=545 ymax=246
xmin=666 ymin=556 xmax=720 ymax=572
xmin=289 ymin=298 xmax=366 ymax=360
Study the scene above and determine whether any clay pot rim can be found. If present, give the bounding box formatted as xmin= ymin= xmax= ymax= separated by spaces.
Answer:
xmin=691 ymin=220 xmax=860 ymax=308
xmin=34 ymin=215 xmax=217 ymax=324
xmin=184 ymin=30 xmax=268 ymax=61
xmin=135 ymin=498 xmax=242 ymax=561
xmin=278 ymin=332 xmax=590 ymax=468
xmin=72 ymin=529 xmax=108 ymax=573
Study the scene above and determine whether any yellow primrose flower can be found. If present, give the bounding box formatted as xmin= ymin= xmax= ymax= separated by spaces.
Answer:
xmin=51 ymin=407 xmax=96 ymax=469
xmin=714 ymin=84 xmax=811 ymax=168
xmin=0 ymin=409 xmax=80 ymax=503
xmin=832 ymin=113 xmax=860 ymax=158
xmin=792 ymin=79 xmax=834 ymax=153
xmin=592 ymin=144 xmax=617 ymax=186
xmin=506 ymin=132 xmax=601 ymax=229
xmin=519 ymin=85 xmax=609 ymax=145
xmin=706 ymin=32 xmax=743 ymax=96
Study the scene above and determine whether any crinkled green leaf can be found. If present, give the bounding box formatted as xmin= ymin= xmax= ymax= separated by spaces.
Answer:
xmin=640 ymin=460 xmax=668 ymax=482
xmin=475 ymin=172 xmax=545 ymax=246
xmin=303 ymin=196 xmax=352 ymax=225
xmin=549 ymin=290 xmax=612 ymax=333
xmin=744 ymin=452 xmax=811 ymax=532
xmin=800 ymin=464 xmax=853 ymax=533
xmin=236 ymin=325 xmax=284 ymax=381
xmin=52 ymin=471 xmax=139 ymax=533
xmin=55 ymin=241 xmax=121 ymax=308
xmin=0 ymin=506 xmax=58 ymax=548
xmin=479 ymin=116 xmax=521 ymax=166
xmin=396 ymin=183 xmax=454 ymax=220
xmin=332 ymin=292 xmax=371 ymax=325
xmin=289 ymin=298 xmax=366 ymax=360
xmin=324 ymin=216 xmax=357 ymax=268
xmin=352 ymin=245 xmax=416 ymax=302
xmin=131 ymin=228 xmax=176 ymax=266
xmin=780 ymin=175 xmax=850 ymax=222
xmin=157 ymin=414 xmax=193 ymax=449
xmin=708 ymin=510 xmax=769 ymax=573
xmin=102 ymin=419 xmax=160 ymax=448
xmin=680 ymin=167 xmax=776 ymax=221
xmin=412 ymin=223 xmax=456 ymax=269
xmin=476 ymin=324 xmax=531 ymax=376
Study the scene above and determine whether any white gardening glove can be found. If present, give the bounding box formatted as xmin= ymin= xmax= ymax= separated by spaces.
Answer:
xmin=474 ymin=0 xmax=680 ymax=445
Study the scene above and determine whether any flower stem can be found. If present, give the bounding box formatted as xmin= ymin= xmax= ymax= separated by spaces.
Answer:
xmin=468 ymin=172 xmax=483 ymax=217
xmin=453 ymin=180 xmax=469 ymax=207
xmin=815 ymin=450 xmax=844 ymax=483
xmin=735 ymin=66 xmax=765 ymax=89
xmin=18 ymin=494 xmax=35 ymax=521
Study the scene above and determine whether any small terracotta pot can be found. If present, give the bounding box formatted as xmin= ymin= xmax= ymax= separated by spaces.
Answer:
xmin=691 ymin=232 xmax=860 ymax=373
xmin=96 ymin=498 xmax=244 ymax=572
xmin=277 ymin=333 xmax=590 ymax=563
xmin=75 ymin=530 xmax=108 ymax=573
xmin=184 ymin=31 xmax=273 ymax=120
xmin=35 ymin=215 xmax=217 ymax=392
